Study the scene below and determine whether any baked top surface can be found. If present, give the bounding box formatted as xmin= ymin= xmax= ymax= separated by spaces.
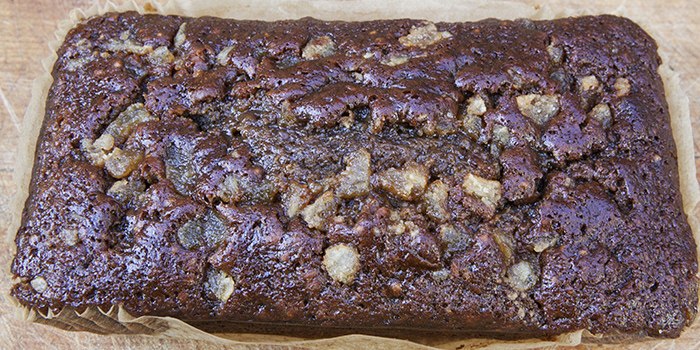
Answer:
xmin=10 ymin=12 xmax=698 ymax=338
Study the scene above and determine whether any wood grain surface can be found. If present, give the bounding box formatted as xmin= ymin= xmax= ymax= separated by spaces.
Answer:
xmin=1 ymin=0 xmax=699 ymax=349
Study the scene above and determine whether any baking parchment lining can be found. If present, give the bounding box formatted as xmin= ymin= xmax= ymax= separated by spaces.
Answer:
xmin=7 ymin=0 xmax=699 ymax=349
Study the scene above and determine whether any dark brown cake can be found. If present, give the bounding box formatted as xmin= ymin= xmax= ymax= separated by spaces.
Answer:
xmin=11 ymin=12 xmax=698 ymax=339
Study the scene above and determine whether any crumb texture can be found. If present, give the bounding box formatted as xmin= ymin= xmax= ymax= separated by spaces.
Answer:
xmin=11 ymin=13 xmax=698 ymax=339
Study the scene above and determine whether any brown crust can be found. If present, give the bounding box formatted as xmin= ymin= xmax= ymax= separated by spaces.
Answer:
xmin=10 ymin=12 xmax=698 ymax=339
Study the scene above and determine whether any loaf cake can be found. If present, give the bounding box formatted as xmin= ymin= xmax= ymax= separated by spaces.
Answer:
xmin=11 ymin=12 xmax=698 ymax=339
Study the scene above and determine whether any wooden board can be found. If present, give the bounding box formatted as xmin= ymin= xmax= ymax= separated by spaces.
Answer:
xmin=1 ymin=0 xmax=699 ymax=349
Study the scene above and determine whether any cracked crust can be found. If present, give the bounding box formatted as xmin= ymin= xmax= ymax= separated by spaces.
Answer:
xmin=10 ymin=12 xmax=698 ymax=339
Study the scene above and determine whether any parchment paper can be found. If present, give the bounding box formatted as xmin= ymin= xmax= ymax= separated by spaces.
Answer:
xmin=8 ymin=0 xmax=699 ymax=349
